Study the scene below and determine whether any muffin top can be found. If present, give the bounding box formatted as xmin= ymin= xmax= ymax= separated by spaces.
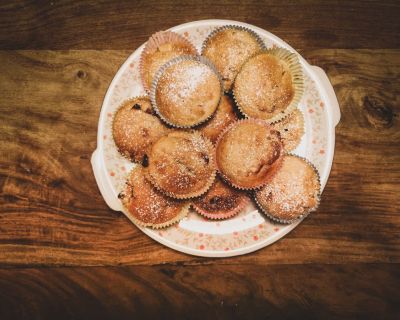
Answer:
xmin=202 ymin=26 xmax=263 ymax=92
xmin=120 ymin=166 xmax=189 ymax=228
xmin=153 ymin=57 xmax=222 ymax=127
xmin=140 ymin=31 xmax=197 ymax=91
xmin=192 ymin=177 xmax=249 ymax=219
xmin=271 ymin=108 xmax=305 ymax=152
xmin=198 ymin=95 xmax=238 ymax=144
xmin=112 ymin=96 xmax=169 ymax=163
xmin=255 ymin=155 xmax=320 ymax=222
xmin=234 ymin=52 xmax=294 ymax=122
xmin=215 ymin=120 xmax=283 ymax=189
xmin=147 ymin=131 xmax=216 ymax=199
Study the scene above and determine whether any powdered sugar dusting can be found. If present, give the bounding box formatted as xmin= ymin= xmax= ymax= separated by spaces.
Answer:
xmin=234 ymin=53 xmax=294 ymax=120
xmin=149 ymin=131 xmax=216 ymax=198
xmin=256 ymin=155 xmax=320 ymax=220
xmin=154 ymin=58 xmax=221 ymax=127
xmin=160 ymin=62 xmax=209 ymax=104
xmin=199 ymin=95 xmax=238 ymax=143
xmin=202 ymin=27 xmax=263 ymax=91
xmin=271 ymin=108 xmax=305 ymax=152
xmin=121 ymin=167 xmax=187 ymax=227
xmin=216 ymin=120 xmax=283 ymax=189
xmin=112 ymin=97 xmax=169 ymax=162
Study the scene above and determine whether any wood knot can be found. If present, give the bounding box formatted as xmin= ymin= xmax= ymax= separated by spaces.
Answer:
xmin=159 ymin=268 xmax=176 ymax=278
xmin=363 ymin=96 xmax=394 ymax=129
xmin=48 ymin=178 xmax=65 ymax=188
xmin=77 ymin=70 xmax=87 ymax=79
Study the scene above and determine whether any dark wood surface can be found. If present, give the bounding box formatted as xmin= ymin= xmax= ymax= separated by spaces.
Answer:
xmin=0 ymin=1 xmax=399 ymax=319
xmin=1 ymin=264 xmax=399 ymax=320
xmin=1 ymin=0 xmax=399 ymax=49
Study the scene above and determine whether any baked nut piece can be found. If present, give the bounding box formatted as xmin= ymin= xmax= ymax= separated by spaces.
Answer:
xmin=112 ymin=96 xmax=169 ymax=163
xmin=215 ymin=119 xmax=283 ymax=190
xmin=233 ymin=48 xmax=303 ymax=123
xmin=202 ymin=25 xmax=264 ymax=92
xmin=120 ymin=166 xmax=190 ymax=229
xmin=192 ymin=177 xmax=250 ymax=219
xmin=255 ymin=155 xmax=320 ymax=223
xmin=198 ymin=95 xmax=238 ymax=144
xmin=147 ymin=131 xmax=216 ymax=199
xmin=151 ymin=56 xmax=222 ymax=128
xmin=271 ymin=108 xmax=305 ymax=152
xmin=140 ymin=31 xmax=197 ymax=92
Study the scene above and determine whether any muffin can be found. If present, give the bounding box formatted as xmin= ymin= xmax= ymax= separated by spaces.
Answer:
xmin=198 ymin=94 xmax=238 ymax=143
xmin=271 ymin=108 xmax=305 ymax=152
xmin=146 ymin=131 xmax=216 ymax=199
xmin=255 ymin=155 xmax=321 ymax=223
xmin=202 ymin=25 xmax=264 ymax=92
xmin=112 ymin=96 xmax=169 ymax=163
xmin=215 ymin=119 xmax=283 ymax=190
xmin=120 ymin=166 xmax=190 ymax=229
xmin=140 ymin=31 xmax=197 ymax=92
xmin=151 ymin=55 xmax=222 ymax=128
xmin=233 ymin=48 xmax=304 ymax=123
xmin=192 ymin=177 xmax=250 ymax=219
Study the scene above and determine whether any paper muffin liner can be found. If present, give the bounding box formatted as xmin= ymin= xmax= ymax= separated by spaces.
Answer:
xmin=270 ymin=108 xmax=305 ymax=152
xmin=111 ymin=95 xmax=157 ymax=164
xmin=233 ymin=47 xmax=305 ymax=124
xmin=192 ymin=189 xmax=250 ymax=220
xmin=254 ymin=153 xmax=321 ymax=224
xmin=214 ymin=118 xmax=284 ymax=191
xmin=149 ymin=55 xmax=224 ymax=129
xmin=146 ymin=131 xmax=217 ymax=200
xmin=201 ymin=25 xmax=266 ymax=93
xmin=139 ymin=31 xmax=198 ymax=93
xmin=125 ymin=199 xmax=190 ymax=229
xmin=136 ymin=202 xmax=190 ymax=229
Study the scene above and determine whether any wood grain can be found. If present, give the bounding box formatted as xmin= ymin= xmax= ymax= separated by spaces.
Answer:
xmin=0 ymin=49 xmax=399 ymax=267
xmin=0 ymin=0 xmax=399 ymax=50
xmin=0 ymin=264 xmax=399 ymax=320
xmin=1 ymin=1 xmax=400 ymax=318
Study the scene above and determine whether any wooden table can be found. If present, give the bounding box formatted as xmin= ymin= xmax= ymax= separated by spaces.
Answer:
xmin=1 ymin=1 xmax=399 ymax=319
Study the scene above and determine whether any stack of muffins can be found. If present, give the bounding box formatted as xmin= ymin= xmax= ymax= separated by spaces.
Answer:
xmin=112 ymin=26 xmax=321 ymax=229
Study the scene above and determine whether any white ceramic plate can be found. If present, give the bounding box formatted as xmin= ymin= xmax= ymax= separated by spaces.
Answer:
xmin=91 ymin=19 xmax=341 ymax=257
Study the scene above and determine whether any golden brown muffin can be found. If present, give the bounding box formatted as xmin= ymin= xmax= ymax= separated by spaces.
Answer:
xmin=271 ymin=108 xmax=305 ymax=152
xmin=215 ymin=119 xmax=283 ymax=190
xmin=234 ymin=51 xmax=298 ymax=122
xmin=192 ymin=177 xmax=249 ymax=219
xmin=147 ymin=131 xmax=216 ymax=199
xmin=198 ymin=95 xmax=238 ymax=144
xmin=120 ymin=166 xmax=190 ymax=228
xmin=202 ymin=26 xmax=264 ymax=92
xmin=140 ymin=31 xmax=197 ymax=92
xmin=112 ymin=96 xmax=169 ymax=163
xmin=255 ymin=155 xmax=320 ymax=223
xmin=152 ymin=57 xmax=222 ymax=128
